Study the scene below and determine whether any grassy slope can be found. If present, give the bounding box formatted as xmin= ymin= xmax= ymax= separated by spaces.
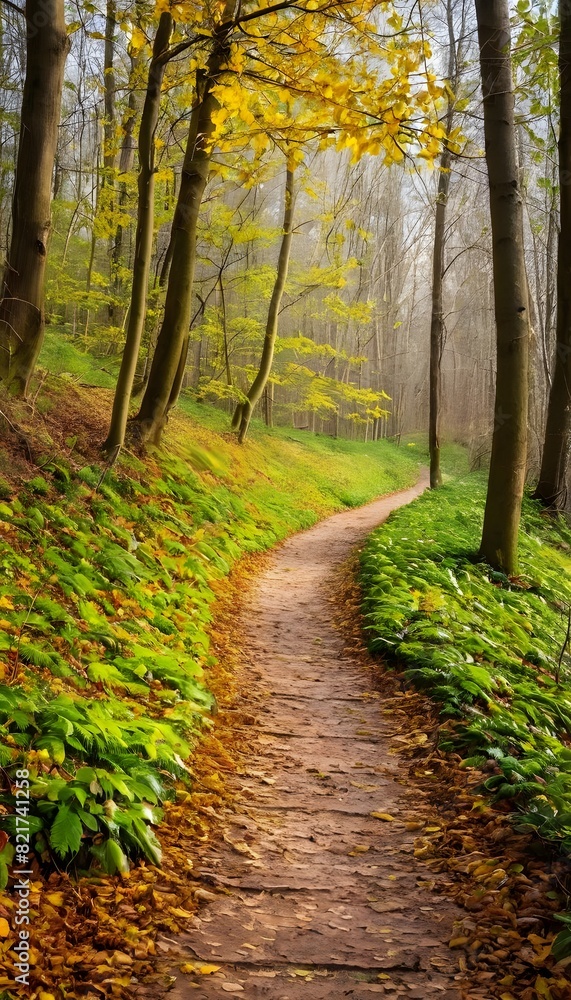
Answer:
xmin=0 ymin=349 xmax=421 ymax=877
xmin=361 ymin=476 xmax=571 ymax=872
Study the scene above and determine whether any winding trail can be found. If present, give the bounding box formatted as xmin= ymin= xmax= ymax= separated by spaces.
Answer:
xmin=173 ymin=471 xmax=470 ymax=999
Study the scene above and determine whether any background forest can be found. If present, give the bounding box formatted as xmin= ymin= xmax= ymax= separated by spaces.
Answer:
xmin=0 ymin=0 xmax=534 ymax=450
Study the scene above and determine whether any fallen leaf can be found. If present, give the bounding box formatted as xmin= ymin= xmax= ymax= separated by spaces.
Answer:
xmin=195 ymin=889 xmax=217 ymax=902
xmin=221 ymin=985 xmax=245 ymax=993
xmin=449 ymin=936 xmax=469 ymax=948
xmin=46 ymin=892 xmax=65 ymax=907
xmin=0 ymin=919 xmax=9 ymax=938
xmin=369 ymin=902 xmax=405 ymax=914
xmin=371 ymin=812 xmax=395 ymax=822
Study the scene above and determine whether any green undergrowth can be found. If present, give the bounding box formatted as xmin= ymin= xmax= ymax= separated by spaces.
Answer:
xmin=39 ymin=330 xmax=118 ymax=389
xmin=361 ymin=476 xmax=571 ymax=861
xmin=400 ymin=433 xmax=472 ymax=479
xmin=0 ymin=391 xmax=419 ymax=879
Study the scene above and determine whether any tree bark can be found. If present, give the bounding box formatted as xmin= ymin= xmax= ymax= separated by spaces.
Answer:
xmin=429 ymin=0 xmax=460 ymax=489
xmin=103 ymin=0 xmax=118 ymax=322
xmin=0 ymin=0 xmax=70 ymax=395
xmin=534 ymin=0 xmax=571 ymax=510
xmin=476 ymin=0 xmax=530 ymax=574
xmin=132 ymin=3 xmax=236 ymax=445
xmin=429 ymin=152 xmax=450 ymax=489
xmin=113 ymin=49 xmax=143 ymax=286
xmin=232 ymin=164 xmax=295 ymax=444
xmin=103 ymin=12 xmax=173 ymax=458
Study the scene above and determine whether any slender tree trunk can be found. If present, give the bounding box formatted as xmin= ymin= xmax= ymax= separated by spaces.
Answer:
xmin=103 ymin=13 xmax=173 ymax=457
xmin=132 ymin=6 xmax=235 ymax=445
xmin=103 ymin=0 xmax=116 ymax=176
xmin=232 ymin=164 xmax=295 ymax=444
xmin=103 ymin=0 xmax=118 ymax=321
xmin=0 ymin=0 xmax=70 ymax=395
xmin=429 ymin=0 xmax=461 ymax=489
xmin=429 ymin=152 xmax=451 ymax=489
xmin=113 ymin=50 xmax=142 ymax=287
xmin=476 ymin=0 xmax=530 ymax=573
xmin=219 ymin=271 xmax=232 ymax=386
xmin=534 ymin=0 xmax=571 ymax=510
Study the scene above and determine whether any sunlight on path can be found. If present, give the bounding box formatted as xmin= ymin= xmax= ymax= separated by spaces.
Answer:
xmin=171 ymin=471 xmax=470 ymax=999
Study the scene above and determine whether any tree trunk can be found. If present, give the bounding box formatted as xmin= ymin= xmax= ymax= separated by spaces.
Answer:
xmin=103 ymin=0 xmax=116 ymax=176
xmin=476 ymin=0 xmax=530 ymax=573
xmin=113 ymin=49 xmax=143 ymax=286
xmin=103 ymin=0 xmax=118 ymax=321
xmin=429 ymin=153 xmax=450 ymax=489
xmin=0 ymin=0 xmax=70 ymax=395
xmin=232 ymin=164 xmax=295 ymax=444
xmin=132 ymin=6 xmax=235 ymax=445
xmin=103 ymin=12 xmax=173 ymax=458
xmin=429 ymin=0 xmax=460 ymax=489
xmin=534 ymin=0 xmax=571 ymax=510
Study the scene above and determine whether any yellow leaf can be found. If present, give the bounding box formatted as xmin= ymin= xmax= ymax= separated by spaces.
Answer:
xmin=0 ymin=919 xmax=9 ymax=938
xmin=449 ymin=936 xmax=469 ymax=948
xmin=180 ymin=963 xmax=197 ymax=974
xmin=46 ymin=892 xmax=64 ymax=906
xmin=199 ymin=964 xmax=221 ymax=975
xmin=170 ymin=906 xmax=194 ymax=918
xmin=110 ymin=951 xmax=132 ymax=966
xmin=535 ymin=976 xmax=553 ymax=999
xmin=370 ymin=812 xmax=395 ymax=822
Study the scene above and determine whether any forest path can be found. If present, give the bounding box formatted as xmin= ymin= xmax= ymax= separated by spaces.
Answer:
xmin=172 ymin=471 xmax=470 ymax=999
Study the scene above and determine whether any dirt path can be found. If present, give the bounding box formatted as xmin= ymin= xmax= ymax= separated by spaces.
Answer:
xmin=172 ymin=472 xmax=471 ymax=999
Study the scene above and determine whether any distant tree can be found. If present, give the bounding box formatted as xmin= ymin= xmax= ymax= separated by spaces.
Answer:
xmin=534 ymin=0 xmax=571 ymax=510
xmin=232 ymin=160 xmax=296 ymax=443
xmin=476 ymin=0 xmax=530 ymax=573
xmin=0 ymin=0 xmax=69 ymax=395
xmin=428 ymin=0 xmax=467 ymax=489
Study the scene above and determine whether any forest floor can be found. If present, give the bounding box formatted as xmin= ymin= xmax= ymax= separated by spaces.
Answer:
xmin=159 ymin=473 xmax=485 ymax=999
xmin=1 ymin=374 xmax=566 ymax=1000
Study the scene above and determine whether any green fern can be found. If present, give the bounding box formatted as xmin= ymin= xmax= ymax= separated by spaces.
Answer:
xmin=50 ymin=804 xmax=83 ymax=858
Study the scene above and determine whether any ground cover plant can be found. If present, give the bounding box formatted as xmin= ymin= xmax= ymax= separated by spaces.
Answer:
xmin=361 ymin=477 xmax=571 ymax=890
xmin=0 ymin=376 xmax=420 ymax=881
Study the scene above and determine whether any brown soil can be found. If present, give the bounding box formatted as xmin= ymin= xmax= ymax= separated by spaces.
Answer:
xmin=167 ymin=472 xmax=478 ymax=999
